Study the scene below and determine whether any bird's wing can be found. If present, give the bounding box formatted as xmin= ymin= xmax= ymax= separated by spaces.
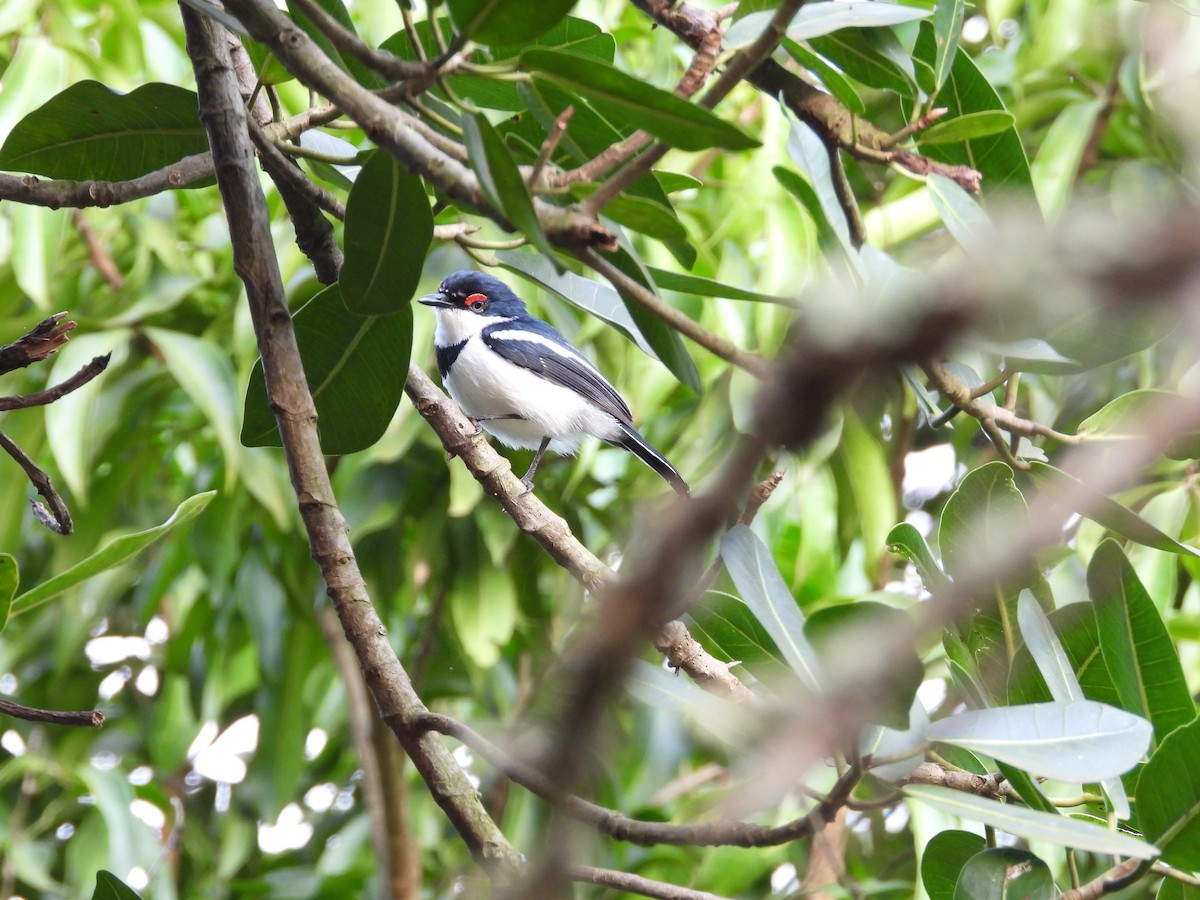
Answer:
xmin=482 ymin=325 xmax=634 ymax=424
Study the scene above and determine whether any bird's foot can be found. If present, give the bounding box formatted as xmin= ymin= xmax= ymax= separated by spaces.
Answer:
xmin=466 ymin=412 xmax=524 ymax=439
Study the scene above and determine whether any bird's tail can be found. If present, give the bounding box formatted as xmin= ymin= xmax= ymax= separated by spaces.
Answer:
xmin=613 ymin=423 xmax=690 ymax=496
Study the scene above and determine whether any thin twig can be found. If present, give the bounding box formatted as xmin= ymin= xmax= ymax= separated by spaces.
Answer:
xmin=0 ymin=698 xmax=103 ymax=728
xmin=569 ymin=866 xmax=731 ymax=900
xmin=288 ymin=0 xmax=429 ymax=82
xmin=0 ymin=430 xmax=74 ymax=534
xmin=0 ymin=354 xmax=111 ymax=411
xmin=71 ymin=211 xmax=125 ymax=288
xmin=529 ymin=106 xmax=574 ymax=190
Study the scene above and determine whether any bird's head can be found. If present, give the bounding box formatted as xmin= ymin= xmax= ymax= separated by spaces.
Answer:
xmin=418 ymin=270 xmax=526 ymax=318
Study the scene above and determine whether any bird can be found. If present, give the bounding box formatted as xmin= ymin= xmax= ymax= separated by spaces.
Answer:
xmin=418 ymin=270 xmax=689 ymax=495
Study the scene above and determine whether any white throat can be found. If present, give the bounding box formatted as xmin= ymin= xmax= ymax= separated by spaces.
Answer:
xmin=433 ymin=308 xmax=513 ymax=346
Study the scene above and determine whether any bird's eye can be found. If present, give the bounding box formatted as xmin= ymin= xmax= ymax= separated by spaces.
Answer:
xmin=465 ymin=292 xmax=488 ymax=312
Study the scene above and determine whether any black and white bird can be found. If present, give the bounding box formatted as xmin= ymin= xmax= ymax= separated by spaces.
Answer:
xmin=419 ymin=270 xmax=689 ymax=495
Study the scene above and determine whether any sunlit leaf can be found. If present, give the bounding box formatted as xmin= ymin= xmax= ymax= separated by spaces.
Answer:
xmin=922 ymin=830 xmax=986 ymax=900
xmin=448 ymin=0 xmax=578 ymax=45
xmin=725 ymin=2 xmax=931 ymax=46
xmin=953 ymin=848 xmax=1053 ymax=900
xmin=1138 ymin=717 xmax=1200 ymax=868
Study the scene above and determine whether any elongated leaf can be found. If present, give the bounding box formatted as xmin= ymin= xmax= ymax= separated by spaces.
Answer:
xmin=720 ymin=525 xmax=821 ymax=690
xmin=995 ymin=761 xmax=1059 ymax=814
xmin=1018 ymin=591 xmax=1130 ymax=817
xmin=932 ymin=0 xmax=966 ymax=93
xmin=922 ymin=830 xmax=986 ymax=900
xmin=921 ymin=111 xmax=1016 ymax=145
xmin=144 ymin=327 xmax=241 ymax=489
xmin=494 ymin=250 xmax=656 ymax=357
xmin=774 ymin=165 xmax=846 ymax=253
xmin=242 ymin=286 xmax=410 ymax=453
xmin=725 ymin=2 xmax=931 ymax=46
xmin=463 ymin=112 xmax=559 ymax=266
xmin=1077 ymin=390 xmax=1200 ymax=459
xmin=448 ymin=0 xmax=577 ymax=44
xmin=1031 ymin=100 xmax=1104 ymax=220
xmin=1008 ymin=602 xmax=1121 ymax=708
xmin=522 ymin=49 xmax=759 ymax=151
xmin=287 ymin=0 xmax=380 ymax=88
xmin=1138 ymin=716 xmax=1200 ymax=868
xmin=783 ymin=40 xmax=866 ymax=115
xmin=0 ymin=81 xmax=208 ymax=180
xmin=927 ymin=173 xmax=994 ymax=254
xmin=905 ymin=784 xmax=1159 ymax=858
xmin=11 ymin=492 xmax=216 ymax=616
xmin=809 ymin=29 xmax=915 ymax=97
xmin=0 ymin=554 xmax=16 ymax=635
xmin=1027 ymin=462 xmax=1200 ymax=557
xmin=340 ymin=150 xmax=433 ymax=314
xmin=453 ymin=567 xmax=517 ymax=668
xmin=954 ymin=848 xmax=1053 ymax=900
xmin=646 ymin=267 xmax=790 ymax=304
xmin=927 ymin=699 xmax=1152 ymax=782
xmin=1088 ymin=541 xmax=1195 ymax=745
xmin=686 ymin=590 xmax=789 ymax=684
xmin=595 ymin=192 xmax=688 ymax=243
xmin=784 ymin=116 xmax=856 ymax=267
xmin=912 ymin=22 xmax=1032 ymax=191
xmin=627 ymin=660 xmax=757 ymax=746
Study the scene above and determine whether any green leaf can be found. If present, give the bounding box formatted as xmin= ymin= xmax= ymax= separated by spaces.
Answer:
xmin=1027 ymin=462 xmax=1200 ymax=558
xmin=922 ymin=830 xmax=986 ymax=900
xmin=645 ymin=267 xmax=790 ymax=304
xmin=448 ymin=0 xmax=578 ymax=45
xmin=627 ymin=661 xmax=758 ymax=746
xmin=940 ymin=462 xmax=1040 ymax=591
xmin=242 ymin=285 xmax=412 ymax=454
xmin=1088 ymin=541 xmax=1196 ymax=745
xmin=927 ymin=173 xmax=994 ymax=254
xmin=889 ymin=523 xmax=953 ymax=593
xmin=686 ymin=590 xmax=789 ymax=683
xmin=521 ymin=49 xmax=759 ymax=151
xmin=462 ymin=111 xmax=559 ymax=266
xmin=995 ymin=761 xmax=1059 ymax=814
xmin=599 ymin=236 xmax=701 ymax=393
xmin=809 ymin=29 xmax=915 ymax=97
xmin=594 ymin=192 xmax=688 ymax=243
xmin=0 ymin=554 xmax=16 ymax=635
xmin=920 ymin=111 xmax=1017 ymax=145
xmin=720 ymin=524 xmax=822 ymax=691
xmin=931 ymin=0 xmax=966 ymax=93
xmin=92 ymin=871 xmax=143 ymax=900
xmin=806 ymin=602 xmax=923 ymax=729
xmin=725 ymin=2 xmax=931 ymax=46
xmin=773 ymin=165 xmax=846 ymax=254
xmin=905 ymin=784 xmax=1159 ymax=858
xmin=144 ymin=327 xmax=241 ymax=490
xmin=830 ymin=410 xmax=897 ymax=576
xmin=1077 ymin=390 xmax=1200 ymax=459
xmin=1031 ymin=100 xmax=1104 ymax=220
xmin=953 ymin=848 xmax=1053 ymax=900
xmin=926 ymin=699 xmax=1152 ymax=782
xmin=1138 ymin=716 xmax=1200 ymax=868
xmin=782 ymin=41 xmax=865 ymax=115
xmin=339 ymin=149 xmax=433 ymax=315
xmin=1008 ymin=602 xmax=1121 ymax=709
xmin=452 ymin=566 xmax=518 ymax=668
xmin=493 ymin=249 xmax=656 ymax=357
xmin=244 ymin=35 xmax=293 ymax=85
xmin=1017 ymin=590 xmax=1130 ymax=817
xmin=0 ymin=81 xmax=208 ymax=181
xmin=11 ymin=491 xmax=216 ymax=617
xmin=488 ymin=15 xmax=613 ymax=62
xmin=912 ymin=22 xmax=1032 ymax=191
xmin=970 ymin=336 xmax=1077 ymax=372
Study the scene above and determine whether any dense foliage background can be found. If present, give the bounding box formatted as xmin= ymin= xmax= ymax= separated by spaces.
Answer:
xmin=1 ymin=0 xmax=1200 ymax=897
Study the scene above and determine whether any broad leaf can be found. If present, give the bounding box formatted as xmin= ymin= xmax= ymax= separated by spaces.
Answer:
xmin=1138 ymin=716 xmax=1200 ymax=868
xmin=720 ymin=525 xmax=822 ymax=691
xmin=340 ymin=149 xmax=433 ymax=314
xmin=0 ymin=81 xmax=208 ymax=181
xmin=905 ymin=784 xmax=1159 ymax=858
xmin=809 ymin=29 xmax=915 ymax=97
xmin=686 ymin=591 xmax=789 ymax=684
xmin=927 ymin=699 xmax=1152 ymax=782
xmin=521 ymin=49 xmax=759 ymax=151
xmin=1088 ymin=541 xmax=1195 ymax=745
xmin=462 ymin=112 xmax=559 ymax=266
xmin=448 ymin=0 xmax=578 ymax=45
xmin=92 ymin=870 xmax=143 ymax=900
xmin=242 ymin=285 xmax=411 ymax=454
xmin=953 ymin=848 xmax=1053 ymax=900
xmin=1077 ymin=390 xmax=1200 ymax=460
xmin=927 ymin=173 xmax=994 ymax=254
xmin=922 ymin=830 xmax=986 ymax=900
xmin=888 ymin=522 xmax=952 ymax=593
xmin=939 ymin=462 xmax=1039 ymax=592
xmin=11 ymin=492 xmax=216 ymax=617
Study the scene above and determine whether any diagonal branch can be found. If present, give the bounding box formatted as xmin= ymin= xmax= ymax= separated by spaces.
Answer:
xmin=180 ymin=5 xmax=521 ymax=875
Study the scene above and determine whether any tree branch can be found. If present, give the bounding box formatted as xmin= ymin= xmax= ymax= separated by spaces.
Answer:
xmin=569 ymin=866 xmax=732 ymax=900
xmin=0 ymin=698 xmax=103 ymax=728
xmin=0 ymin=313 xmax=75 ymax=375
xmin=180 ymin=5 xmax=521 ymax=875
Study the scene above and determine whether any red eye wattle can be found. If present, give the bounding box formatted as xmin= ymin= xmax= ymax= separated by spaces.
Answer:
xmin=465 ymin=292 xmax=488 ymax=311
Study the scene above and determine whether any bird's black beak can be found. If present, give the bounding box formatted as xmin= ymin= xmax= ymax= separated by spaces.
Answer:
xmin=418 ymin=289 xmax=452 ymax=308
